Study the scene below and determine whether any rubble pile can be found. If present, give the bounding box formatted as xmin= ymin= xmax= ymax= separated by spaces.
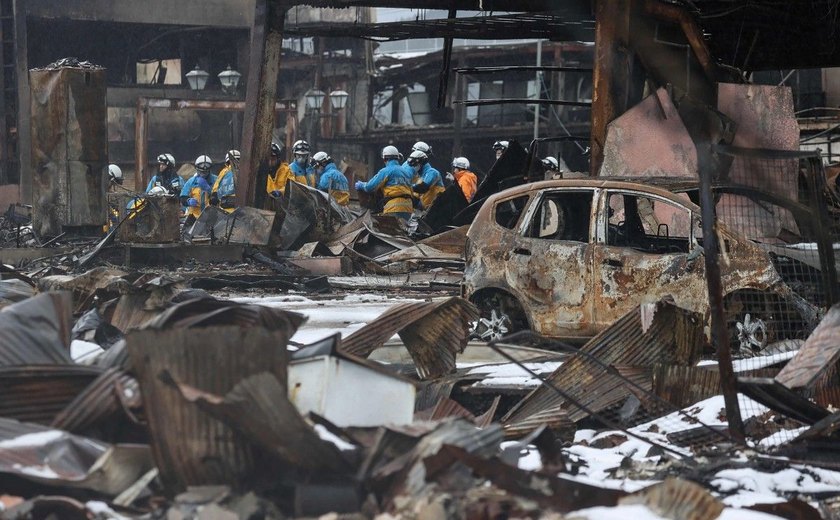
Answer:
xmin=0 ymin=275 xmax=838 ymax=519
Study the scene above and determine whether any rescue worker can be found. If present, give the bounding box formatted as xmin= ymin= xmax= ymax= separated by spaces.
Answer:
xmin=313 ymin=151 xmax=349 ymax=206
xmin=180 ymin=155 xmax=217 ymax=226
xmin=266 ymin=142 xmax=293 ymax=198
xmin=211 ymin=149 xmax=239 ymax=212
xmin=108 ymin=164 xmax=123 ymax=186
xmin=354 ymin=145 xmax=414 ymax=222
xmin=492 ymin=140 xmax=509 ymax=161
xmin=451 ymin=156 xmax=478 ymax=203
xmin=402 ymin=141 xmax=432 ymax=168
xmin=147 ymin=153 xmax=182 ymax=195
xmin=542 ymin=156 xmax=561 ymax=179
xmin=290 ymin=140 xmax=316 ymax=187
xmin=409 ymin=150 xmax=445 ymax=210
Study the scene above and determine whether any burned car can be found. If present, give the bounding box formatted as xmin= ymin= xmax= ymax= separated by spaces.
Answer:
xmin=463 ymin=178 xmax=819 ymax=351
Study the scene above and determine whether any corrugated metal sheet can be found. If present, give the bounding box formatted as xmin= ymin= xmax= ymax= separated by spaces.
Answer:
xmin=167 ymin=371 xmax=351 ymax=473
xmin=502 ymin=301 xmax=704 ymax=431
xmin=776 ymin=304 xmax=840 ymax=389
xmin=341 ymin=297 xmax=479 ymax=380
xmin=652 ymin=365 xmax=721 ymax=409
xmin=51 ymin=368 xmax=140 ymax=433
xmin=128 ymin=325 xmax=298 ymax=492
xmin=0 ymin=292 xmax=73 ymax=366
xmin=620 ymin=477 xmax=724 ymax=520
xmin=0 ymin=365 xmax=102 ymax=424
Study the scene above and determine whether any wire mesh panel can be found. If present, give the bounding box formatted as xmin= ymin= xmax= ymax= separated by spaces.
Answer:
xmin=710 ymin=145 xmax=838 ymax=448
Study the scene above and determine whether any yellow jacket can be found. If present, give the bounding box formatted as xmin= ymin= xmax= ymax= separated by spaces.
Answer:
xmin=266 ymin=163 xmax=292 ymax=195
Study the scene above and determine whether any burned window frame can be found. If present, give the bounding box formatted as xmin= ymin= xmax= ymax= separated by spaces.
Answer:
xmin=492 ymin=194 xmax=531 ymax=231
xmin=519 ymin=188 xmax=597 ymax=243
xmin=595 ymin=188 xmax=699 ymax=253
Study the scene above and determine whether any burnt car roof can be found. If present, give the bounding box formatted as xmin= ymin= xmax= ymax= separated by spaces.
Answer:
xmin=487 ymin=176 xmax=702 ymax=205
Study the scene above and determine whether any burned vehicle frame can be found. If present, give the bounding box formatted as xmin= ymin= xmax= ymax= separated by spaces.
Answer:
xmin=463 ymin=178 xmax=823 ymax=353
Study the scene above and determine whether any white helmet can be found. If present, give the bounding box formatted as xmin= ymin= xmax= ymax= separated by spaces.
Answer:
xmin=492 ymin=140 xmax=509 ymax=151
xmin=194 ymin=155 xmax=212 ymax=171
xmin=148 ymin=185 xmax=167 ymax=196
xmin=382 ymin=145 xmax=400 ymax=160
xmin=541 ymin=156 xmax=560 ymax=171
xmin=411 ymin=141 xmax=432 ymax=155
xmin=157 ymin=153 xmax=175 ymax=167
xmin=452 ymin=157 xmax=470 ymax=170
xmin=225 ymin=149 xmax=241 ymax=163
xmin=407 ymin=150 xmax=428 ymax=166
xmin=108 ymin=164 xmax=123 ymax=182
xmin=293 ymin=140 xmax=311 ymax=154
xmin=312 ymin=151 xmax=331 ymax=166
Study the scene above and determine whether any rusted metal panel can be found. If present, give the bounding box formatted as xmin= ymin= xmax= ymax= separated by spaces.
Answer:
xmin=51 ymin=368 xmax=141 ymax=434
xmin=30 ymin=66 xmax=107 ymax=236
xmin=737 ymin=377 xmax=830 ymax=425
xmin=128 ymin=325 xmax=297 ymax=492
xmin=0 ymin=365 xmax=103 ymax=424
xmin=652 ymin=365 xmax=721 ymax=409
xmin=188 ymin=206 xmax=281 ymax=246
xmin=112 ymin=194 xmax=181 ymax=243
xmin=165 ymin=371 xmax=352 ymax=473
xmin=600 ymin=89 xmax=698 ymax=178
xmin=418 ymin=225 xmax=469 ymax=256
xmin=501 ymin=300 xmax=704 ymax=430
xmin=776 ymin=304 xmax=840 ymax=390
xmin=620 ymin=477 xmax=724 ymax=520
xmin=340 ymin=297 xmax=479 ymax=380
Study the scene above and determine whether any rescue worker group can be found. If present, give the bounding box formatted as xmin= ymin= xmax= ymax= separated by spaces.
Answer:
xmin=108 ymin=139 xmax=564 ymax=224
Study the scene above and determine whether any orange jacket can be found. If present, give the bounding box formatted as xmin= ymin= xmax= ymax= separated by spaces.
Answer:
xmin=454 ymin=169 xmax=478 ymax=202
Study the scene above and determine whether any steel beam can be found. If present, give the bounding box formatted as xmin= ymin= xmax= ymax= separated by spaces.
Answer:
xmin=238 ymin=0 xmax=287 ymax=208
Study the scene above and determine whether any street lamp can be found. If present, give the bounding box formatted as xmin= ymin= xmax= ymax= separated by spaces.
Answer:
xmin=304 ymin=89 xmax=326 ymax=110
xmin=329 ymin=90 xmax=349 ymax=110
xmin=217 ymin=65 xmax=242 ymax=94
xmin=185 ymin=65 xmax=209 ymax=90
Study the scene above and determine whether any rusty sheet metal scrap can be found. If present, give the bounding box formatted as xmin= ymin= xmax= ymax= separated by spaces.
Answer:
xmin=0 ymin=292 xmax=73 ymax=366
xmin=0 ymin=365 xmax=103 ymax=424
xmin=340 ymin=297 xmax=479 ymax=379
xmin=776 ymin=304 xmax=840 ymax=390
xmin=52 ymin=368 xmax=142 ymax=434
xmin=164 ymin=371 xmax=353 ymax=473
xmin=619 ymin=477 xmax=724 ymax=520
xmin=0 ymin=417 xmax=152 ymax=495
xmin=142 ymin=296 xmax=306 ymax=333
xmin=127 ymin=323 xmax=300 ymax=491
xmin=425 ymin=444 xmax=626 ymax=513
xmin=502 ymin=300 xmax=704 ymax=433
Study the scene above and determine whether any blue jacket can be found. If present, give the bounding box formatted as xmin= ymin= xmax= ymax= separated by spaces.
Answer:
xmin=360 ymin=159 xmax=413 ymax=194
xmin=146 ymin=171 xmax=182 ymax=195
xmin=317 ymin=163 xmax=349 ymax=192
xmin=417 ymin=163 xmax=443 ymax=188
xmin=290 ymin=160 xmax=316 ymax=186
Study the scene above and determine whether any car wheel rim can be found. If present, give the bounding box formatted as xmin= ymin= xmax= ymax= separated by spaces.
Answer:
xmin=477 ymin=309 xmax=511 ymax=342
xmin=736 ymin=313 xmax=767 ymax=354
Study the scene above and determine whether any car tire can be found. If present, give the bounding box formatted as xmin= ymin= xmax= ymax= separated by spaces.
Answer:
xmin=471 ymin=292 xmax=528 ymax=342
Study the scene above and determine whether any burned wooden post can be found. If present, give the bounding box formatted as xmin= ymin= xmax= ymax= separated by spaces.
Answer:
xmin=238 ymin=0 xmax=288 ymax=208
xmin=589 ymin=0 xmax=633 ymax=176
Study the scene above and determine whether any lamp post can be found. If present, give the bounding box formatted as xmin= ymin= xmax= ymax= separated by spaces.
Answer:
xmin=329 ymin=90 xmax=349 ymax=110
xmin=218 ymin=65 xmax=242 ymax=94
xmin=304 ymin=89 xmax=326 ymax=147
xmin=185 ymin=66 xmax=209 ymax=91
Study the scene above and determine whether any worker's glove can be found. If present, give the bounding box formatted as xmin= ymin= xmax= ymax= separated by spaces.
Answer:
xmin=354 ymin=181 xmax=365 ymax=192
xmin=444 ymin=172 xmax=455 ymax=186
xmin=209 ymin=193 xmax=219 ymax=206
xmin=412 ymin=182 xmax=429 ymax=194
xmin=195 ymin=177 xmax=211 ymax=191
xmin=270 ymin=190 xmax=281 ymax=198
xmin=187 ymin=198 xmax=199 ymax=207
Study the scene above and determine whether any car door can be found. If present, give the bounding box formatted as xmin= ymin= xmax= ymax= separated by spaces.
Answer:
xmin=591 ymin=189 xmax=708 ymax=329
xmin=505 ymin=188 xmax=598 ymax=337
